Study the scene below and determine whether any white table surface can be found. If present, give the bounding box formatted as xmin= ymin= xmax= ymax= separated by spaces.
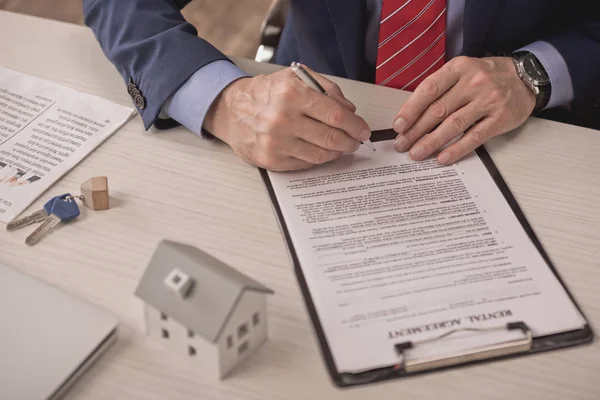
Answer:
xmin=0 ymin=10 xmax=599 ymax=400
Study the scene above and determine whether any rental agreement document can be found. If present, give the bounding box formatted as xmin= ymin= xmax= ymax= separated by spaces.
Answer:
xmin=265 ymin=138 xmax=586 ymax=374
xmin=0 ymin=67 xmax=135 ymax=223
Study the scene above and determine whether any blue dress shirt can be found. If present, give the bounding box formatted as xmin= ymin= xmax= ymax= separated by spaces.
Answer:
xmin=165 ymin=0 xmax=574 ymax=136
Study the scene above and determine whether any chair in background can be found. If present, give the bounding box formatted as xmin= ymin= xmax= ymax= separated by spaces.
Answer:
xmin=255 ymin=0 xmax=290 ymax=63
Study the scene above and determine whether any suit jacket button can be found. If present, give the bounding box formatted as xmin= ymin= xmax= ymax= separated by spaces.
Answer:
xmin=135 ymin=95 xmax=146 ymax=110
xmin=127 ymin=77 xmax=139 ymax=96
xmin=594 ymin=98 xmax=600 ymax=108
xmin=130 ymin=88 xmax=141 ymax=99
xmin=127 ymin=83 xmax=137 ymax=96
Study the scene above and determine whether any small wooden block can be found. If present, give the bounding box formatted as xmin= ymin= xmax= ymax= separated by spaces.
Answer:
xmin=81 ymin=176 xmax=109 ymax=210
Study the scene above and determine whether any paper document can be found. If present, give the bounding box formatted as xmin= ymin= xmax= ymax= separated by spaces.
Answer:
xmin=0 ymin=67 xmax=135 ymax=223
xmin=267 ymin=139 xmax=585 ymax=373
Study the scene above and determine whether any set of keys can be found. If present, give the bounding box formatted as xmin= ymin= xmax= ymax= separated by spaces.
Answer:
xmin=7 ymin=194 xmax=80 ymax=245
xmin=6 ymin=176 xmax=110 ymax=246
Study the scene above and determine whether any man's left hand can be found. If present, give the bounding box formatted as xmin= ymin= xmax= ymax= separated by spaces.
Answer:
xmin=393 ymin=56 xmax=536 ymax=164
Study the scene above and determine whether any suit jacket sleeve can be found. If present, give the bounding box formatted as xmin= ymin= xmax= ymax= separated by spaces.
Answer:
xmin=83 ymin=0 xmax=233 ymax=130
xmin=543 ymin=13 xmax=600 ymax=112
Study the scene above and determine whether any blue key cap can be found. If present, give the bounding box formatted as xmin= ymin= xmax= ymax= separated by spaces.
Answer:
xmin=42 ymin=195 xmax=61 ymax=215
xmin=45 ymin=194 xmax=80 ymax=222
xmin=25 ymin=194 xmax=80 ymax=245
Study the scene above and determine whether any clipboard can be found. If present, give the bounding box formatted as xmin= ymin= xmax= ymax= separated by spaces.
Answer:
xmin=259 ymin=129 xmax=594 ymax=387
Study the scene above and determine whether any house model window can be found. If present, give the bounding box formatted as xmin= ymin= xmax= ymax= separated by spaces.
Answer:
xmin=163 ymin=268 xmax=194 ymax=298
xmin=237 ymin=323 xmax=248 ymax=339
xmin=238 ymin=341 xmax=249 ymax=356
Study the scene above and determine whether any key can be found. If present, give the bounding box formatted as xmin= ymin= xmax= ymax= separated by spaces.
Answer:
xmin=25 ymin=195 xmax=80 ymax=246
xmin=6 ymin=195 xmax=67 ymax=231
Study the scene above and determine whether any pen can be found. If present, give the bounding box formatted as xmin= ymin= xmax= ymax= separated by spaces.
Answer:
xmin=291 ymin=62 xmax=376 ymax=151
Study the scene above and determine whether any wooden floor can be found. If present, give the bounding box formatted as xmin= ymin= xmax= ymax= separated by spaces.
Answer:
xmin=0 ymin=0 xmax=273 ymax=58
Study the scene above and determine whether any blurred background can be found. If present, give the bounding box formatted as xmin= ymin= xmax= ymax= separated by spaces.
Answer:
xmin=0 ymin=0 xmax=273 ymax=58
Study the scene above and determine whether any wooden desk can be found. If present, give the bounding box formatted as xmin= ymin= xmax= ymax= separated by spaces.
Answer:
xmin=1 ymin=10 xmax=599 ymax=400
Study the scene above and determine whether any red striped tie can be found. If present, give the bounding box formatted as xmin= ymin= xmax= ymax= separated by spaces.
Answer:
xmin=375 ymin=0 xmax=447 ymax=91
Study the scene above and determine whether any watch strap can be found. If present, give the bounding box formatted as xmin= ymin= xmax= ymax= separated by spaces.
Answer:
xmin=535 ymin=80 xmax=551 ymax=110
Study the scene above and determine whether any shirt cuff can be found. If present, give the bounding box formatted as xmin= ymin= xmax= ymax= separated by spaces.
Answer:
xmin=518 ymin=41 xmax=574 ymax=109
xmin=162 ymin=60 xmax=249 ymax=136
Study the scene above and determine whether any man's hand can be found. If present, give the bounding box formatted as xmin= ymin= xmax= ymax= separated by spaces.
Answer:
xmin=393 ymin=56 xmax=536 ymax=164
xmin=204 ymin=67 xmax=371 ymax=171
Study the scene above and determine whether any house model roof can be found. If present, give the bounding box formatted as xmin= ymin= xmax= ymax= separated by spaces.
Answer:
xmin=134 ymin=240 xmax=274 ymax=343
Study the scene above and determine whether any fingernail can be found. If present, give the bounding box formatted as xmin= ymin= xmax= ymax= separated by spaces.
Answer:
xmin=438 ymin=152 xmax=451 ymax=164
xmin=361 ymin=129 xmax=371 ymax=141
xmin=394 ymin=117 xmax=407 ymax=134
xmin=394 ymin=135 xmax=409 ymax=152
xmin=410 ymin=145 xmax=424 ymax=160
xmin=345 ymin=99 xmax=356 ymax=110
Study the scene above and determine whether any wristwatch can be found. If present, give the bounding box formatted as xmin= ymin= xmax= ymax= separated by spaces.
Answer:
xmin=511 ymin=51 xmax=551 ymax=111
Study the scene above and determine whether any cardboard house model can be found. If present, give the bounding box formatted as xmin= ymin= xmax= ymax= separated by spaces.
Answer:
xmin=134 ymin=240 xmax=274 ymax=379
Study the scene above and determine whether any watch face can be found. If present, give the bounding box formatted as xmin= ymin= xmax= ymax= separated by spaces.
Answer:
xmin=522 ymin=54 xmax=550 ymax=84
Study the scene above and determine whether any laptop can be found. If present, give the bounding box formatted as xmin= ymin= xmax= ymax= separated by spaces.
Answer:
xmin=0 ymin=262 xmax=118 ymax=400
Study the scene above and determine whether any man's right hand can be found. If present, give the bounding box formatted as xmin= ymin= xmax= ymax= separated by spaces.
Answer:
xmin=203 ymin=67 xmax=372 ymax=171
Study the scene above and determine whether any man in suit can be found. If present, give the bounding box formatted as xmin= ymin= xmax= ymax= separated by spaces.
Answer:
xmin=84 ymin=0 xmax=600 ymax=171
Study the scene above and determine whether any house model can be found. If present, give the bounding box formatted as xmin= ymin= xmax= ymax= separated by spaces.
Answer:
xmin=134 ymin=240 xmax=274 ymax=379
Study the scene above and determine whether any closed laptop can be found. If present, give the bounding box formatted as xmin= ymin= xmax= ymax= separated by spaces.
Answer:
xmin=0 ymin=263 xmax=118 ymax=400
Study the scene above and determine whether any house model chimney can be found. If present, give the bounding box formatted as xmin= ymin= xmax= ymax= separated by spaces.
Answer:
xmin=163 ymin=268 xmax=193 ymax=298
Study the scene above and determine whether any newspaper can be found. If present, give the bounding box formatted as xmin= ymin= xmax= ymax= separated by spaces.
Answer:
xmin=0 ymin=67 xmax=136 ymax=223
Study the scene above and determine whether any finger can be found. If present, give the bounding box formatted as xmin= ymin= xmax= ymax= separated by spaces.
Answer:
xmin=285 ymin=138 xmax=343 ymax=165
xmin=262 ymin=155 xmax=314 ymax=172
xmin=302 ymin=91 xmax=371 ymax=142
xmin=244 ymin=136 xmax=314 ymax=171
xmin=394 ymin=82 xmax=470 ymax=153
xmin=298 ymin=64 xmax=356 ymax=111
xmin=407 ymin=101 xmax=486 ymax=161
xmin=393 ymin=62 xmax=461 ymax=135
xmin=436 ymin=117 xmax=499 ymax=164
xmin=277 ymin=157 xmax=315 ymax=171
xmin=299 ymin=118 xmax=361 ymax=153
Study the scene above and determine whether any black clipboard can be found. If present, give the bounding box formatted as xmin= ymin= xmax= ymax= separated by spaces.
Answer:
xmin=259 ymin=129 xmax=594 ymax=387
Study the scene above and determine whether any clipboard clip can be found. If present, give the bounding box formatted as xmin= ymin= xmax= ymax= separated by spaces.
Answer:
xmin=394 ymin=322 xmax=532 ymax=373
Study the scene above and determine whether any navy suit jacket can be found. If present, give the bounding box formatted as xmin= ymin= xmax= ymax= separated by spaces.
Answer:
xmin=83 ymin=0 xmax=600 ymax=130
